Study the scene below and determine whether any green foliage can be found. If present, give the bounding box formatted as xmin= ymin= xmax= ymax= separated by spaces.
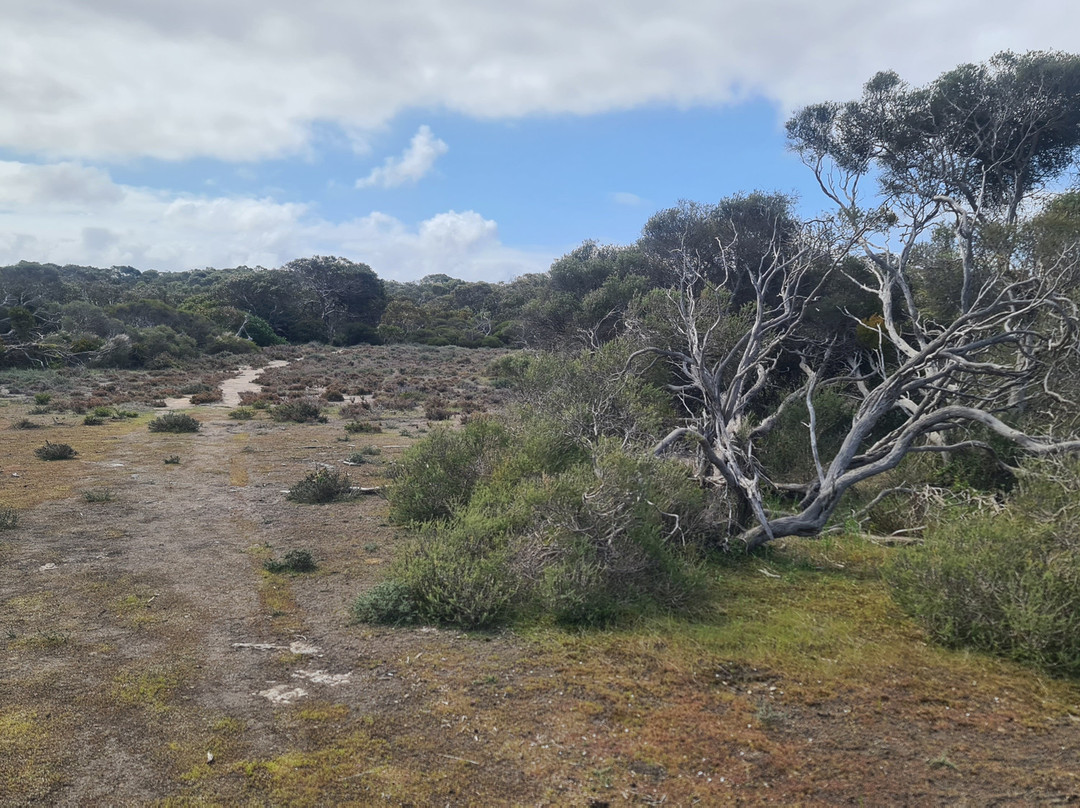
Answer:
xmin=383 ymin=416 xmax=713 ymax=627
xmin=148 ymin=412 xmax=201 ymax=433
xmin=83 ymin=489 xmax=113 ymax=503
xmin=82 ymin=415 xmax=104 ymax=426
xmin=351 ymin=581 xmax=419 ymax=625
xmin=205 ymin=335 xmax=257 ymax=354
xmin=343 ymin=420 xmax=381 ymax=434
xmin=758 ymin=388 xmax=855 ymax=484
xmin=240 ymin=312 xmax=286 ymax=347
xmin=227 ymin=407 xmax=255 ymax=420
xmin=520 ymin=444 xmax=712 ymax=626
xmin=163 ymin=455 xmax=181 ymax=465
xmin=286 ymin=468 xmax=353 ymax=504
xmin=264 ymin=548 xmax=317 ymax=574
xmin=885 ymin=459 xmax=1080 ymax=676
xmin=508 ymin=339 xmax=673 ymax=451
xmin=34 ymin=441 xmax=77 ymax=461
xmin=33 ymin=393 xmax=51 ymax=406
xmin=387 ymin=418 xmax=510 ymax=524
xmin=270 ymin=399 xmax=324 ymax=423
xmin=391 ymin=525 xmax=515 ymax=629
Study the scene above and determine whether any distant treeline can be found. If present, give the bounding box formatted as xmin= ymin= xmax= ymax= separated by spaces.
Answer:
xmin=1 ymin=194 xmax=833 ymax=367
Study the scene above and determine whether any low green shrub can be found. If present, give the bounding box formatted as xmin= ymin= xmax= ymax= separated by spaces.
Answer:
xmin=885 ymin=458 xmax=1080 ymax=676
xmin=227 ymin=407 xmax=255 ymax=420
xmin=351 ymin=580 xmax=419 ymax=625
xmin=33 ymin=393 xmax=52 ymax=406
xmin=264 ymin=548 xmax=317 ymax=573
xmin=0 ymin=507 xmax=18 ymax=529
xmin=391 ymin=525 xmax=516 ymax=629
xmin=344 ymin=420 xmax=381 ymax=434
xmin=34 ymin=442 xmax=77 ymax=461
xmin=83 ymin=489 xmax=113 ymax=503
xmin=148 ymin=412 xmax=201 ymax=433
xmin=381 ymin=422 xmax=713 ymax=628
xmin=12 ymin=419 xmax=40 ymax=430
xmin=83 ymin=415 xmax=104 ymax=426
xmin=270 ymin=399 xmax=324 ymax=423
xmin=163 ymin=455 xmax=181 ymax=465
xmin=286 ymin=468 xmax=353 ymax=504
xmin=387 ymin=418 xmax=510 ymax=524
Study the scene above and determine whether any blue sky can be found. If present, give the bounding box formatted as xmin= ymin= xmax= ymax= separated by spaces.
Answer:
xmin=2 ymin=1 xmax=1079 ymax=282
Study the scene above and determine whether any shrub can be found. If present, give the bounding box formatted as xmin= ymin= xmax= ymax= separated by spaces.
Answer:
xmin=424 ymin=399 xmax=452 ymax=421
xmin=344 ymin=452 xmax=367 ymax=465
xmin=83 ymin=415 xmax=104 ymax=426
xmin=92 ymin=406 xmax=114 ymax=418
xmin=148 ymin=412 xmax=201 ymax=433
xmin=286 ymin=468 xmax=353 ymax=504
xmin=519 ymin=445 xmax=712 ymax=625
xmin=190 ymin=390 xmax=223 ymax=405
xmin=885 ymin=458 xmax=1080 ymax=676
xmin=163 ymin=455 xmax=181 ymax=465
xmin=206 ymin=335 xmax=256 ymax=355
xmin=339 ymin=401 xmax=370 ymax=419
xmin=392 ymin=526 xmax=516 ymax=628
xmin=0 ymin=507 xmax=18 ymax=529
xmin=264 ymin=548 xmax=317 ymax=574
xmin=351 ymin=581 xmax=420 ymax=626
xmin=344 ymin=420 xmax=382 ymax=434
xmin=33 ymin=393 xmax=52 ymax=406
xmin=83 ymin=489 xmax=113 ymax=503
xmin=382 ymin=423 xmax=712 ymax=627
xmin=387 ymin=418 xmax=510 ymax=524
xmin=322 ymin=386 xmax=345 ymax=402
xmin=12 ymin=419 xmax=40 ymax=430
xmin=35 ymin=442 xmax=77 ymax=461
xmin=270 ymin=399 xmax=324 ymax=423
xmin=227 ymin=407 xmax=255 ymax=420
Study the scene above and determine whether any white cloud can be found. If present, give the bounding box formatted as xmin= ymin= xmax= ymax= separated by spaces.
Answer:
xmin=0 ymin=160 xmax=549 ymax=282
xmin=356 ymin=125 xmax=448 ymax=189
xmin=2 ymin=1 xmax=1078 ymax=161
xmin=611 ymin=191 xmax=643 ymax=207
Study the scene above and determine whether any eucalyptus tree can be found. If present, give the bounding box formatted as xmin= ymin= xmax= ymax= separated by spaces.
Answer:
xmin=631 ymin=53 xmax=1080 ymax=549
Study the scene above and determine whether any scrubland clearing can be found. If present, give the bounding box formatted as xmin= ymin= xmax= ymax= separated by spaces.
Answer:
xmin=1 ymin=346 xmax=1078 ymax=807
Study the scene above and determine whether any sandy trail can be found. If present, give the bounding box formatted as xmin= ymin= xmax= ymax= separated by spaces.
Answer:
xmin=163 ymin=359 xmax=289 ymax=409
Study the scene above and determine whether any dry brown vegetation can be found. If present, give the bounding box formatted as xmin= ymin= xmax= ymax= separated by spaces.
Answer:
xmin=1 ymin=346 xmax=1078 ymax=806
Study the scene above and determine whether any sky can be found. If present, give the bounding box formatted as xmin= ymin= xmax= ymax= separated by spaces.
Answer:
xmin=2 ymin=1 xmax=1080 ymax=283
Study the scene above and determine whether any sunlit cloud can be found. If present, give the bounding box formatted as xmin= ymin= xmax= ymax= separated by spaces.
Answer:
xmin=356 ymin=125 xmax=448 ymax=189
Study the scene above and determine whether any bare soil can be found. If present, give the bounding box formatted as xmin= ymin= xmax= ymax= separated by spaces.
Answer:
xmin=1 ymin=347 xmax=1078 ymax=806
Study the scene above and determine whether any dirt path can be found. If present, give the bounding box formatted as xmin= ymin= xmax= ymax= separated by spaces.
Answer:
xmin=0 ymin=403 xmax=550 ymax=805
xmin=163 ymin=359 xmax=290 ymax=409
